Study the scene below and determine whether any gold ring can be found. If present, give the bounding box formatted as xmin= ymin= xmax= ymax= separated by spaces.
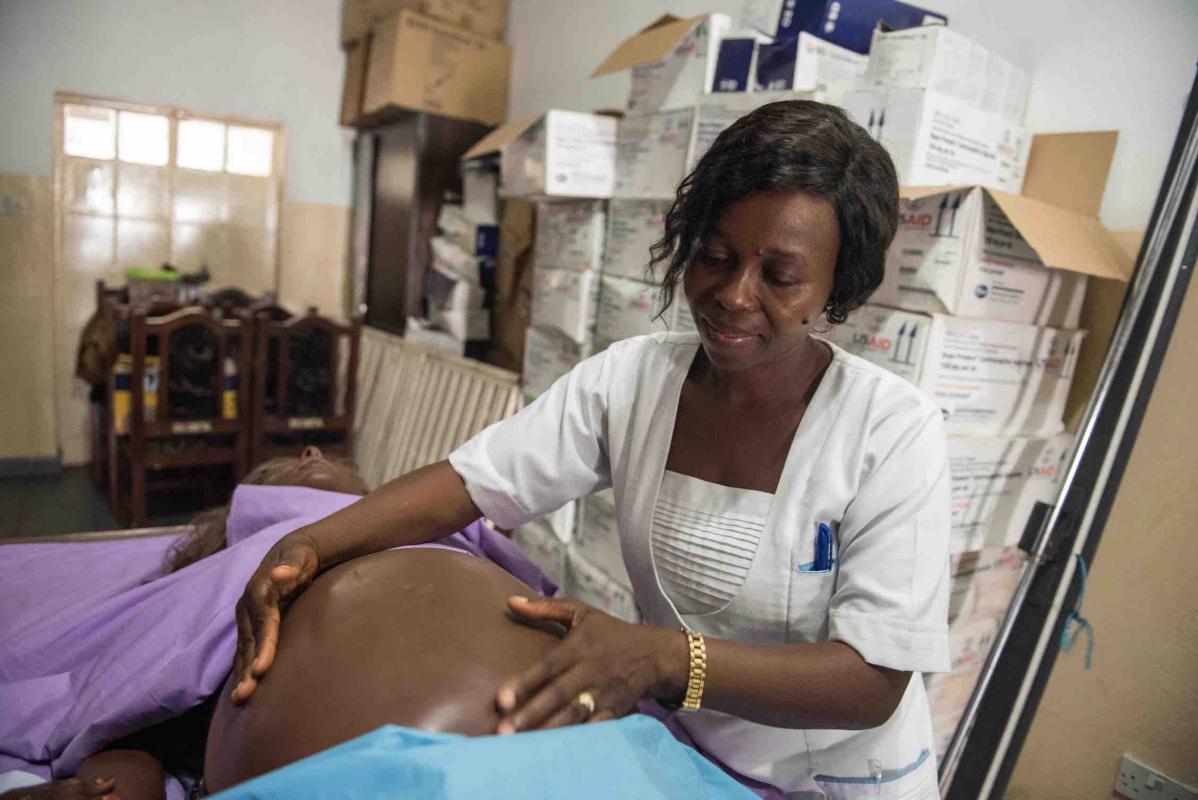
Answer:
xmin=576 ymin=690 xmax=596 ymax=716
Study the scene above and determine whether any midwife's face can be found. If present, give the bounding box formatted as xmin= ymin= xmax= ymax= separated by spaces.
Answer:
xmin=683 ymin=190 xmax=839 ymax=372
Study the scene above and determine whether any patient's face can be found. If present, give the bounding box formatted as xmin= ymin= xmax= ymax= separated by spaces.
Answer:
xmin=250 ymin=448 xmax=369 ymax=495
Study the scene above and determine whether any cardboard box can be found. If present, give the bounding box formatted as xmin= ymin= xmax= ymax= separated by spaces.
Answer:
xmin=463 ymin=111 xmax=619 ymax=199
xmin=488 ymin=198 xmax=534 ymax=371
xmin=948 ymin=546 xmax=1025 ymax=623
xmin=603 ymin=199 xmax=669 ymax=281
xmin=575 ymin=489 xmax=625 ymax=582
xmin=754 ymin=32 xmax=868 ymax=94
xmin=828 ymin=305 xmax=1086 ymax=436
xmin=512 ymin=518 xmax=568 ymax=589
xmin=879 ymin=183 xmax=1130 ymax=327
xmin=595 ymin=274 xmax=698 ymax=348
xmin=362 ymin=10 xmax=511 ymax=126
xmin=840 ymin=88 xmax=1030 ymax=193
xmin=947 ymin=434 xmax=1073 ymax=553
xmin=566 ymin=548 xmax=640 ymax=623
xmin=591 ymin=14 xmax=732 ymax=116
xmin=533 ymin=200 xmax=607 ymax=273
xmin=711 ymin=34 xmax=760 ymax=93
xmin=530 ymin=267 xmax=600 ymax=346
xmin=740 ymin=0 xmax=946 ymax=54
xmin=430 ymin=233 xmax=492 ymax=286
xmin=426 ymin=257 xmax=490 ymax=342
xmin=522 ymin=325 xmax=591 ymax=400
xmin=613 ymin=93 xmax=809 ymax=199
xmin=342 ymin=0 xmax=508 ymax=46
xmin=437 ymin=206 xmax=498 ymax=286
xmin=865 ymin=25 xmax=1029 ymax=122
xmin=340 ymin=37 xmax=370 ymax=126
xmin=462 ymin=158 xmax=500 ymax=225
xmin=404 ymin=316 xmax=469 ymax=356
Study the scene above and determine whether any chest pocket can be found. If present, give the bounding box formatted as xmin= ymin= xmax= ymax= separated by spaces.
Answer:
xmin=788 ymin=520 xmax=840 ymax=643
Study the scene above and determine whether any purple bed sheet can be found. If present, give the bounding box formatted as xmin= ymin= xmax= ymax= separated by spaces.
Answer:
xmin=0 ymin=484 xmax=556 ymax=781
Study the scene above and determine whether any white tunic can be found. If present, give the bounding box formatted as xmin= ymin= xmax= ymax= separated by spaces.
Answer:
xmin=450 ymin=332 xmax=950 ymax=797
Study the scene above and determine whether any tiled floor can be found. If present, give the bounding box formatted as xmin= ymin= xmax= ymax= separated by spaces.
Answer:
xmin=0 ymin=468 xmax=197 ymax=539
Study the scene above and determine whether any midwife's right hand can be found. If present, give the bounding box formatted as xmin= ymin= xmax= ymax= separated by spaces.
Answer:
xmin=231 ymin=532 xmax=321 ymax=704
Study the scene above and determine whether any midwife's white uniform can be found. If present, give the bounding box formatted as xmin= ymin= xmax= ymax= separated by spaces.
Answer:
xmin=450 ymin=332 xmax=951 ymax=798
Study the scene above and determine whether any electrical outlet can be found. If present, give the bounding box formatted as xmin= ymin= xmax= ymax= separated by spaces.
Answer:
xmin=1115 ymin=754 xmax=1196 ymax=800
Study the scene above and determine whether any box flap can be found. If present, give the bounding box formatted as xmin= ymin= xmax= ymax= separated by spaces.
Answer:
xmin=901 ymin=178 xmax=1132 ymax=281
xmin=985 ymin=189 xmax=1130 ymax=281
xmin=1020 ymin=131 xmax=1118 ymax=217
xmin=461 ymin=115 xmax=541 ymax=161
xmin=591 ymin=14 xmax=706 ymax=77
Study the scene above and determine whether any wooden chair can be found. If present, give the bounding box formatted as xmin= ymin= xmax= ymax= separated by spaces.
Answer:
xmin=88 ymin=283 xmax=184 ymax=492
xmin=248 ymin=308 xmax=362 ymax=466
xmin=108 ymin=306 xmax=251 ymax=527
xmin=202 ymin=286 xmax=278 ymax=318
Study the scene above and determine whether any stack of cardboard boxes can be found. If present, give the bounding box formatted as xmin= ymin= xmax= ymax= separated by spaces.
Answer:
xmin=825 ymin=36 xmax=1127 ymax=756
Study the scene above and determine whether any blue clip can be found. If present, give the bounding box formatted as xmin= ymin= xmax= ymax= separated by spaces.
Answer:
xmin=814 ymin=522 xmax=833 ymax=571
xmin=798 ymin=522 xmax=836 ymax=573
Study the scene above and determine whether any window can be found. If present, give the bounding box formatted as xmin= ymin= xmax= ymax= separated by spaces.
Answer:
xmin=52 ymin=92 xmax=285 ymax=464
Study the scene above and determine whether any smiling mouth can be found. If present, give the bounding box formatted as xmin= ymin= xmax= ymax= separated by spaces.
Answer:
xmin=701 ymin=318 xmax=757 ymax=346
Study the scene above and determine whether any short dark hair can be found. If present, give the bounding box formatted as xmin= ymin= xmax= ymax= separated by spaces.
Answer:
xmin=650 ymin=100 xmax=899 ymax=325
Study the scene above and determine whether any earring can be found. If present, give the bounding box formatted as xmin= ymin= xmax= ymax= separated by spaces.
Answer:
xmin=802 ymin=318 xmax=810 ymax=325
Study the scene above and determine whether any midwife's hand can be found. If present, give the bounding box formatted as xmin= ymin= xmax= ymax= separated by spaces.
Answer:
xmin=231 ymin=531 xmax=322 ymax=704
xmin=495 ymin=597 xmax=686 ymax=733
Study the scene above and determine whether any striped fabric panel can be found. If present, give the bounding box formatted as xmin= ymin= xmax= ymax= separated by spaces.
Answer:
xmin=651 ymin=472 xmax=771 ymax=616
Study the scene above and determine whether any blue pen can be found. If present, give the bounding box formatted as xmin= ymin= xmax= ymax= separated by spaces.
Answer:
xmin=814 ymin=522 xmax=833 ymax=571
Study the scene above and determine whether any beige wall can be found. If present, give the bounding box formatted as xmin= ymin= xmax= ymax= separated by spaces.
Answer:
xmin=1007 ymin=263 xmax=1198 ymax=796
xmin=277 ymin=200 xmax=351 ymax=320
xmin=0 ymin=173 xmax=57 ymax=460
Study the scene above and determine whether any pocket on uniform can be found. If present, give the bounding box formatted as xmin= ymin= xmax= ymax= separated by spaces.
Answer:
xmin=813 ymin=749 xmax=938 ymax=800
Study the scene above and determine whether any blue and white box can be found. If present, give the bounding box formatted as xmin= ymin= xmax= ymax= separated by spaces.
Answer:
xmin=712 ymin=36 xmax=758 ymax=92
xmin=754 ymin=31 xmax=868 ymax=93
xmin=740 ymin=0 xmax=947 ymax=54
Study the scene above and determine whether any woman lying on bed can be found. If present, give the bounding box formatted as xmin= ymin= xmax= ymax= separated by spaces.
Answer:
xmin=0 ymin=449 xmax=567 ymax=800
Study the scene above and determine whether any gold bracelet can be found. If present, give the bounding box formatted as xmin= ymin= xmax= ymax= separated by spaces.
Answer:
xmin=681 ymin=628 xmax=707 ymax=711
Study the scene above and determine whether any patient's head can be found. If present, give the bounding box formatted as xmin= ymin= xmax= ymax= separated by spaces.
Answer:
xmin=165 ymin=448 xmax=368 ymax=574
xmin=248 ymin=446 xmax=370 ymax=496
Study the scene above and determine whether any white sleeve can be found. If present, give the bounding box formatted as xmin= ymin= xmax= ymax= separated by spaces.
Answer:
xmin=827 ymin=403 xmax=952 ymax=674
xmin=448 ymin=343 xmax=621 ymax=530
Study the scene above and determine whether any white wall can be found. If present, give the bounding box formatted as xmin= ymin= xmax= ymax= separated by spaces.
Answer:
xmin=0 ymin=0 xmax=352 ymax=206
xmin=506 ymin=0 xmax=1198 ymax=232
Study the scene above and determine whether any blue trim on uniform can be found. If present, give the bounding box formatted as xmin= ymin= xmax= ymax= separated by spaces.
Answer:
xmin=796 ymin=559 xmax=837 ymax=573
xmin=814 ymin=749 xmax=931 ymax=784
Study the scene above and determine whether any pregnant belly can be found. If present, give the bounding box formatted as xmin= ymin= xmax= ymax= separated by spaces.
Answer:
xmin=204 ymin=547 xmax=561 ymax=792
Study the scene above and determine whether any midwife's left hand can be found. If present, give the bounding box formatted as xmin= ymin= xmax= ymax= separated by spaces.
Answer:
xmin=495 ymin=596 xmax=684 ymax=733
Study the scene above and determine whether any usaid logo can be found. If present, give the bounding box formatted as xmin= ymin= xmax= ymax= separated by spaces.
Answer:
xmin=851 ymin=332 xmax=891 ymax=352
xmin=900 ymin=212 xmax=934 ymax=228
xmin=975 ymin=284 xmax=989 ymax=299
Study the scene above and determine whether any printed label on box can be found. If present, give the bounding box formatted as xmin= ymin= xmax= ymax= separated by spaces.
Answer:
xmin=947 ymin=435 xmax=1072 ymax=552
xmin=603 ymin=199 xmax=669 ymax=281
xmin=596 ymin=275 xmax=668 ymax=348
xmin=534 ymin=200 xmax=606 ymax=273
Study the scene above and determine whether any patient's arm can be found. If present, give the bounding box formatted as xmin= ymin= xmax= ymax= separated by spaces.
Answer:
xmin=204 ymin=547 xmax=562 ymax=793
